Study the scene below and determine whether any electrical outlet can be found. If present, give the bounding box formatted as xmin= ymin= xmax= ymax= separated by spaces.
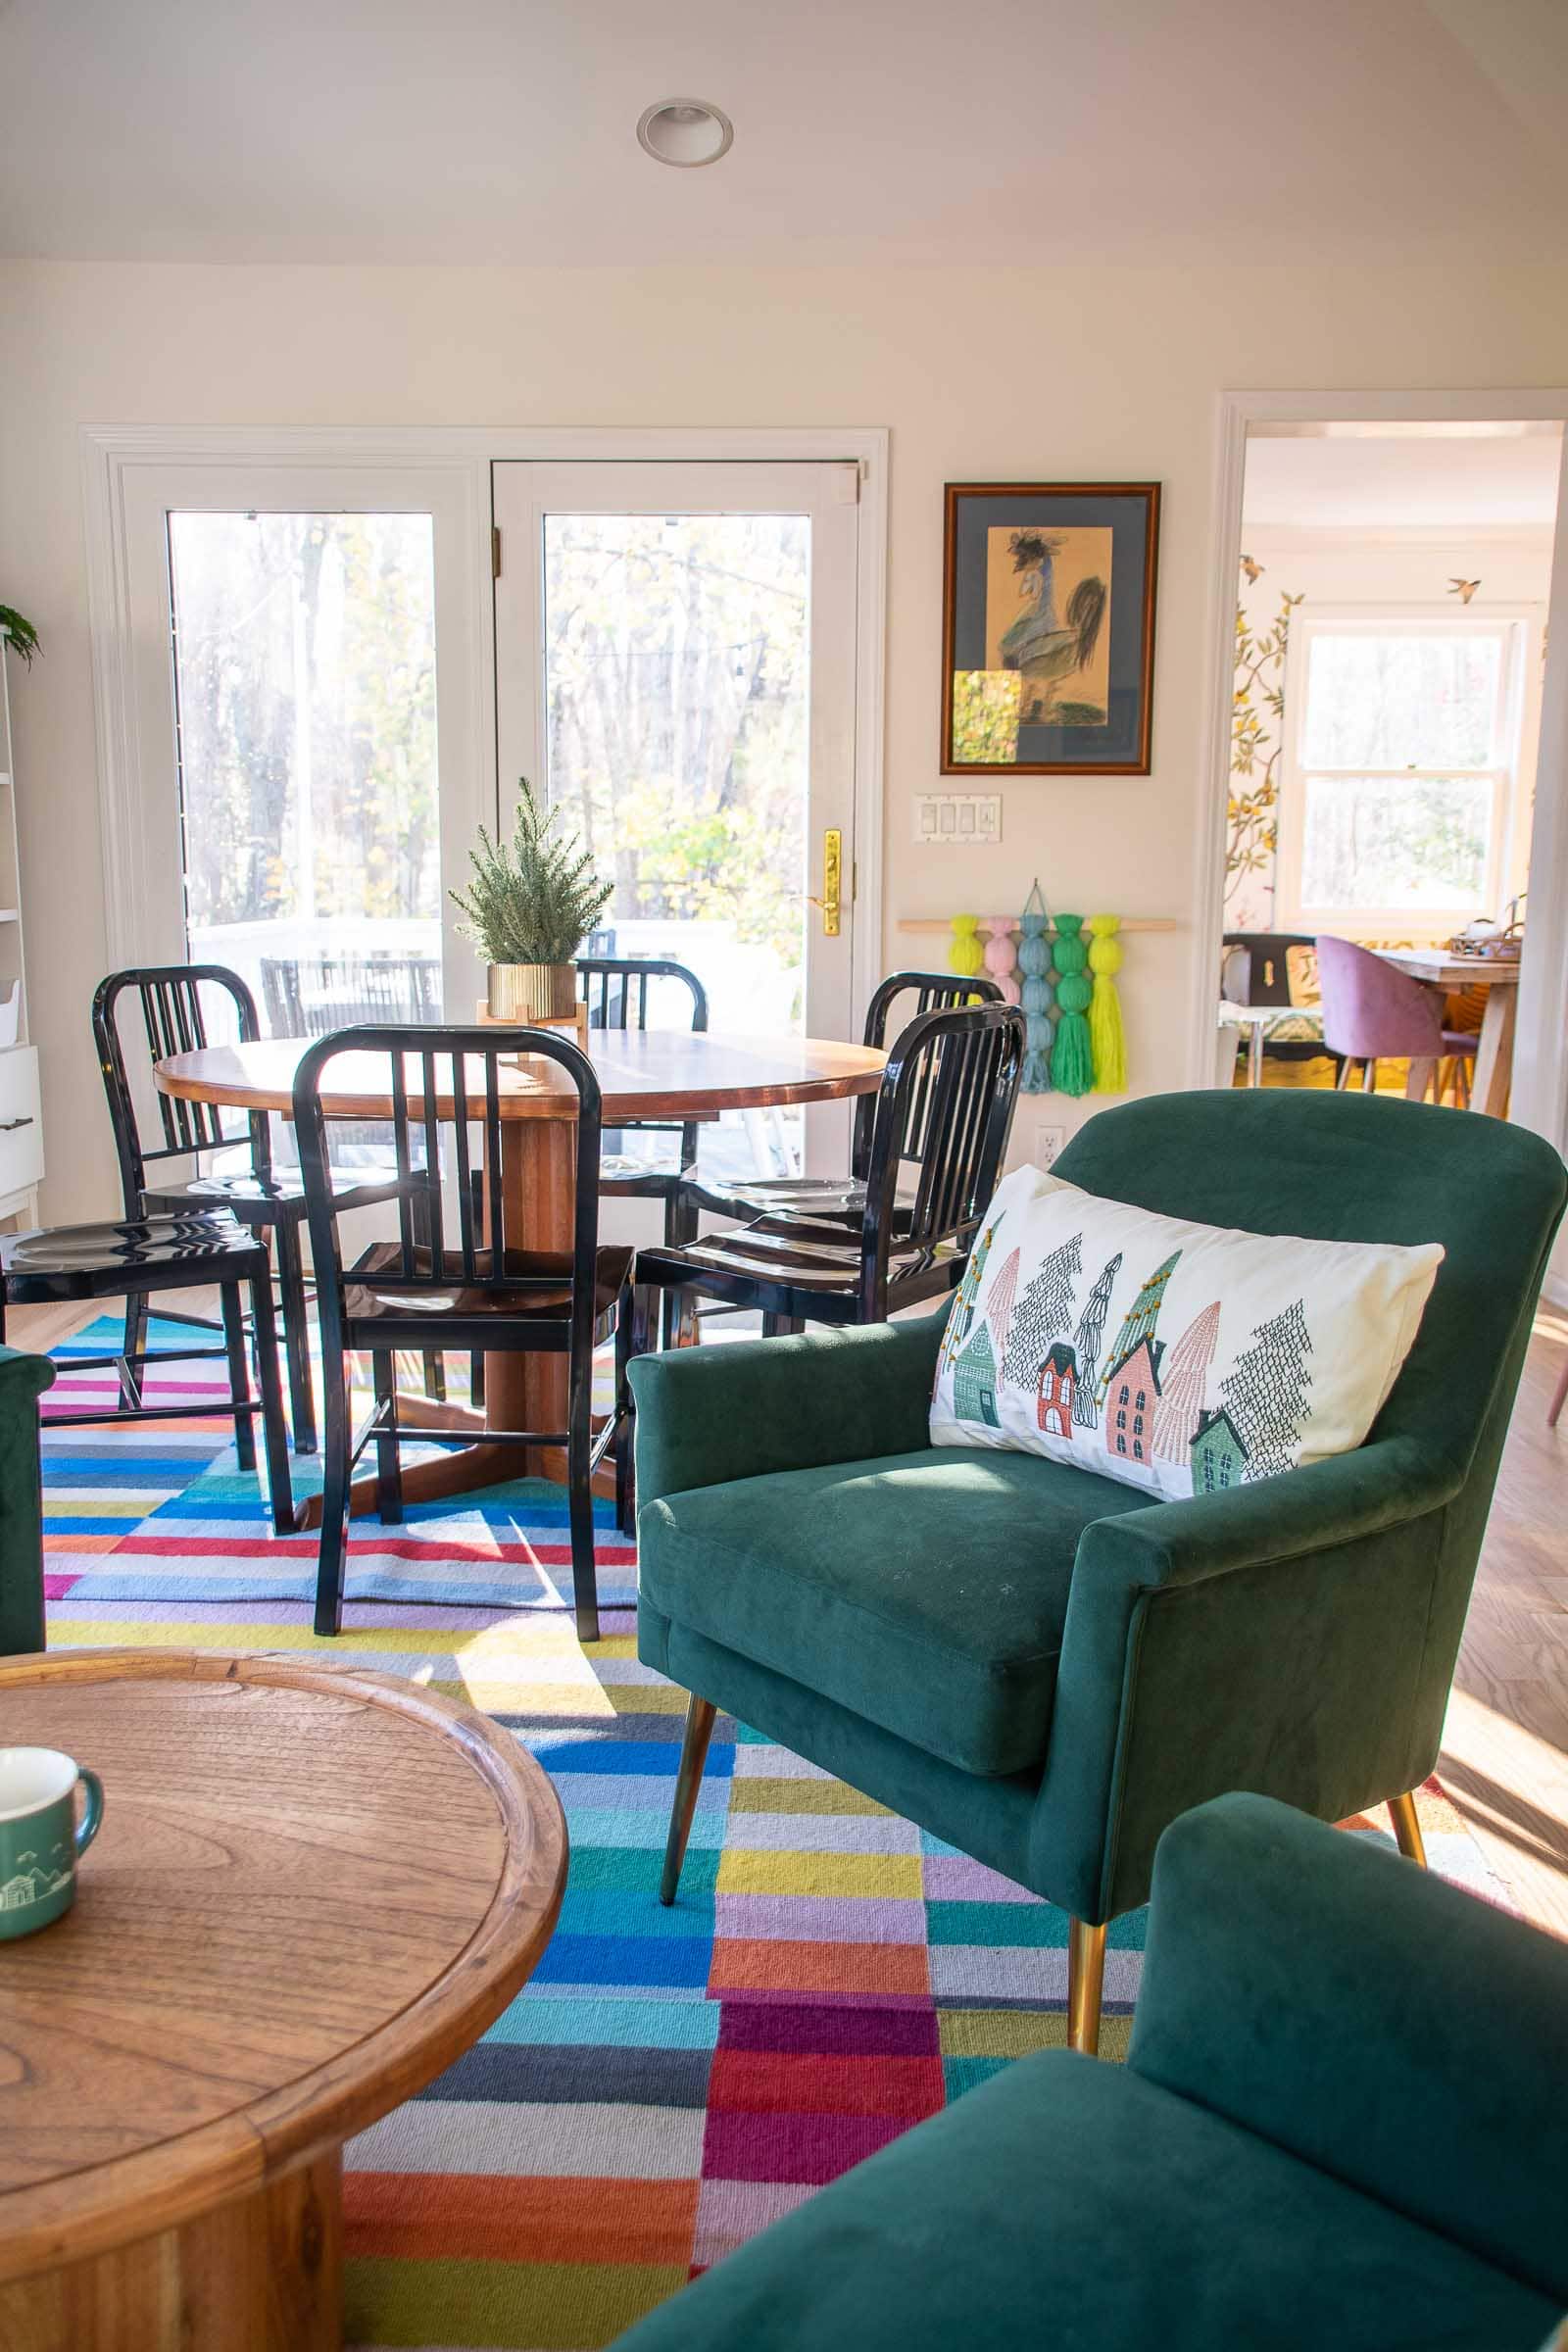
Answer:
xmin=1035 ymin=1123 xmax=1066 ymax=1169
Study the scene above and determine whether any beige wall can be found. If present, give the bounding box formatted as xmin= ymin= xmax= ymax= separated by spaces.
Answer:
xmin=3 ymin=258 xmax=1568 ymax=1221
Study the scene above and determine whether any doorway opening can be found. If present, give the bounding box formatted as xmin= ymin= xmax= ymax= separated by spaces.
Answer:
xmin=1208 ymin=416 xmax=1564 ymax=1126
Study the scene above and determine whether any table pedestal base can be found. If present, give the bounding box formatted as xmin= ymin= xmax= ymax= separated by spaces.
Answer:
xmin=0 ymin=2151 xmax=342 ymax=2352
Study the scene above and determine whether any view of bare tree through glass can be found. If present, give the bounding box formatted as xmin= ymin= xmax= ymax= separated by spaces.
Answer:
xmin=170 ymin=512 xmax=440 ymax=1034
xmin=542 ymin=512 xmax=810 ymax=1034
xmin=1298 ymin=626 xmax=1509 ymax=913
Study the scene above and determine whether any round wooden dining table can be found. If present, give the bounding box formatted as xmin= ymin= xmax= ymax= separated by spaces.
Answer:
xmin=155 ymin=1028 xmax=886 ymax=1524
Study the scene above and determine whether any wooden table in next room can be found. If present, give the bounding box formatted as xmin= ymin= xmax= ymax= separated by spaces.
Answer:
xmin=1373 ymin=949 xmax=1522 ymax=1116
xmin=155 ymin=1028 xmax=887 ymax=1524
xmin=0 ymin=1648 xmax=566 ymax=2352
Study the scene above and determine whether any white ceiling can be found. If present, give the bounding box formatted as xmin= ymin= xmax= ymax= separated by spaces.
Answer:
xmin=1 ymin=0 xmax=1567 ymax=265
xmin=1243 ymin=429 xmax=1564 ymax=531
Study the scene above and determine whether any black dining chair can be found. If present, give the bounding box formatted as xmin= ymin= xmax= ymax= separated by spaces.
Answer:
xmin=292 ymin=1025 xmax=640 ymax=1643
xmin=1220 ymin=932 xmax=1342 ymax=1084
xmin=634 ymin=1000 xmax=1026 ymax=1336
xmin=92 ymin=964 xmax=461 ymax=1453
xmin=0 ymin=1212 xmax=293 ymax=1531
xmin=678 ymin=970 xmax=1004 ymax=1230
xmin=576 ymin=956 xmax=709 ymax=1238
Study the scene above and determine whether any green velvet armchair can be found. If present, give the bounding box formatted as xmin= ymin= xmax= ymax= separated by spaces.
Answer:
xmin=611 ymin=1793 xmax=1568 ymax=2351
xmin=0 ymin=1345 xmax=56 ymax=1656
xmin=629 ymin=1090 xmax=1567 ymax=2052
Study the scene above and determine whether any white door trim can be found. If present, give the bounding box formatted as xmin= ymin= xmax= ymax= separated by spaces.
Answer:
xmin=81 ymin=424 xmax=888 ymax=1023
xmin=1192 ymin=391 xmax=1568 ymax=1180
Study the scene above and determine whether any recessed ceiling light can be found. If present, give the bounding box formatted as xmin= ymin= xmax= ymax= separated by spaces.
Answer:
xmin=636 ymin=98 xmax=734 ymax=169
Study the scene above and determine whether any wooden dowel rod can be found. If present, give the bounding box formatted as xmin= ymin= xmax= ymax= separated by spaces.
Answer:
xmin=896 ymin=916 xmax=1180 ymax=935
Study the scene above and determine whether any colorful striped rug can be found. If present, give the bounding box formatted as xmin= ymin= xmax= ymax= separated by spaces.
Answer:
xmin=40 ymin=1317 xmax=1503 ymax=2351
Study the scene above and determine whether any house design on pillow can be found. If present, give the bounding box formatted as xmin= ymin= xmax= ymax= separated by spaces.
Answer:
xmin=1190 ymin=1405 xmax=1249 ymax=1491
xmin=1037 ymin=1343 xmax=1077 ymax=1438
xmin=1105 ymin=1335 xmax=1163 ymax=1463
xmin=953 ymin=1319 xmax=1001 ymax=1427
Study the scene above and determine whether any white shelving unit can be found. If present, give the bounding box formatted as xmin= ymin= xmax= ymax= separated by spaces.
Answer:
xmin=0 ymin=647 xmax=43 ymax=1230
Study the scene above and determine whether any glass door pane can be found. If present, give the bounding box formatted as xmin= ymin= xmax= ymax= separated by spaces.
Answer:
xmin=169 ymin=511 xmax=442 ymax=1035
xmin=542 ymin=508 xmax=813 ymax=1178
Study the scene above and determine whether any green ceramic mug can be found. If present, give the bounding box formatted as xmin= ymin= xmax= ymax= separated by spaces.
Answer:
xmin=0 ymin=1746 xmax=105 ymax=1939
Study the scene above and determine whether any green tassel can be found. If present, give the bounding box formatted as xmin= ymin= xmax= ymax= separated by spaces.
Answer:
xmin=1050 ymin=914 xmax=1095 ymax=1097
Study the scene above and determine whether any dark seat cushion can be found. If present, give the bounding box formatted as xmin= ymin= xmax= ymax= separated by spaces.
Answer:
xmin=637 ymin=1446 xmax=1148 ymax=1777
xmin=611 ymin=2049 xmax=1559 ymax=2352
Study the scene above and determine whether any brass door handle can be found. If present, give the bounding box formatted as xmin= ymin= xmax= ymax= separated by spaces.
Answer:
xmin=806 ymin=827 xmax=843 ymax=937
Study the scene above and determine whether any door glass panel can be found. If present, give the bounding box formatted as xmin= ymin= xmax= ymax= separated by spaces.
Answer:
xmin=542 ymin=511 xmax=810 ymax=1174
xmin=170 ymin=511 xmax=441 ymax=1035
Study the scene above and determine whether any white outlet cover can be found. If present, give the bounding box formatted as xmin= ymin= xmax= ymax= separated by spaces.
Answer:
xmin=1034 ymin=1124 xmax=1067 ymax=1169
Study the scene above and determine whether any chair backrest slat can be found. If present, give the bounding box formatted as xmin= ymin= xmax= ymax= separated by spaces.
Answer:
xmin=853 ymin=971 xmax=1004 ymax=1180
xmin=94 ymin=965 xmax=268 ymax=1218
xmin=292 ymin=1027 xmax=606 ymax=1392
xmin=858 ymin=1004 xmax=1025 ymax=1318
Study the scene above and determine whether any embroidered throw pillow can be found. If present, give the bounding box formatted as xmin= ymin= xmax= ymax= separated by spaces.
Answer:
xmin=929 ymin=1165 xmax=1444 ymax=1499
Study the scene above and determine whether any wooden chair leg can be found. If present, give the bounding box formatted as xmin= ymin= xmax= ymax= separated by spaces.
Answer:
xmin=371 ymin=1348 xmax=402 ymax=1525
xmin=1335 ymin=1057 xmax=1355 ymax=1092
xmin=1067 ymin=1917 xmax=1106 ymax=2056
xmin=1548 ymin=1351 xmax=1568 ymax=1431
xmin=661 ymin=1694 xmax=717 ymax=1905
xmin=1387 ymin=1789 xmax=1428 ymax=1866
xmin=220 ymin=1282 xmax=257 ymax=1472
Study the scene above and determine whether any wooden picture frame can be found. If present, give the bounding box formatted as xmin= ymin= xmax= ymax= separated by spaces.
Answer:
xmin=941 ymin=481 xmax=1160 ymax=775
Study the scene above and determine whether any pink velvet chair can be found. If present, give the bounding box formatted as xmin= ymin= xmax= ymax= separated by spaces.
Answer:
xmin=1315 ymin=935 xmax=1478 ymax=1105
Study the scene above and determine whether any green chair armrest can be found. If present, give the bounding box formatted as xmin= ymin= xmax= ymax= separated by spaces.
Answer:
xmin=0 ymin=1347 xmax=56 ymax=1659
xmin=1131 ymin=1792 xmax=1568 ymax=2306
xmin=1031 ymin=1441 xmax=1461 ymax=1920
xmin=1074 ymin=1436 xmax=1461 ymax=1594
xmin=628 ymin=1311 xmax=948 ymax=1503
xmin=0 ymin=1347 xmax=57 ymax=1404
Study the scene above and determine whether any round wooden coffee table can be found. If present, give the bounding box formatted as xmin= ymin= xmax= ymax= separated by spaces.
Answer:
xmin=0 ymin=1649 xmax=567 ymax=2351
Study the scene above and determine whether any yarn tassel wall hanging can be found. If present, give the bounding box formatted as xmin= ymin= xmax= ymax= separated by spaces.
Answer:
xmin=1087 ymin=913 xmax=1128 ymax=1093
xmin=1017 ymin=881 xmax=1054 ymax=1091
xmin=981 ymin=916 xmax=1021 ymax=1004
xmin=1050 ymin=912 xmax=1095 ymax=1096
xmin=949 ymin=913 xmax=984 ymax=981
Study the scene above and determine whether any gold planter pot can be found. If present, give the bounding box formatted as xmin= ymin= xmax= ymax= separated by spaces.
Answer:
xmin=486 ymin=962 xmax=579 ymax=1022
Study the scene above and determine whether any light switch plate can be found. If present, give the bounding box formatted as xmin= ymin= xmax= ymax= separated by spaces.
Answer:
xmin=915 ymin=793 xmax=1002 ymax=846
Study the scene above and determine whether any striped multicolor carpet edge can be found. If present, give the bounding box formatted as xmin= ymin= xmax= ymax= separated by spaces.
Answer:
xmin=39 ymin=1318 xmax=1503 ymax=2350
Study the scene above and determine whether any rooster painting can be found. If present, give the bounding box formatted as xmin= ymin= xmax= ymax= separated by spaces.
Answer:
xmin=998 ymin=530 xmax=1108 ymax=724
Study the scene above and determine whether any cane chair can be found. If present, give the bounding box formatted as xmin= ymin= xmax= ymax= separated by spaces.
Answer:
xmin=634 ymin=1000 xmax=1026 ymax=1336
xmin=293 ymin=1026 xmax=639 ymax=1642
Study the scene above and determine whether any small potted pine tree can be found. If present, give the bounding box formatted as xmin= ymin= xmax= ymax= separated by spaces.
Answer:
xmin=451 ymin=779 xmax=613 ymax=1023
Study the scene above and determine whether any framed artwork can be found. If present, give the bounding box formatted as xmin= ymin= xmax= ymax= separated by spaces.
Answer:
xmin=941 ymin=482 xmax=1160 ymax=775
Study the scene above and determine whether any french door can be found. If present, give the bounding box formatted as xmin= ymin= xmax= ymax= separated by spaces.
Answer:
xmin=493 ymin=460 xmax=862 ymax=1172
xmin=117 ymin=462 xmax=488 ymax=1026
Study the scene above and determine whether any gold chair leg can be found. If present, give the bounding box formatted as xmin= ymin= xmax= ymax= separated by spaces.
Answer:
xmin=661 ymin=1693 xmax=717 ymax=1905
xmin=1067 ymin=1917 xmax=1106 ymax=2056
xmin=1387 ymin=1789 xmax=1428 ymax=1866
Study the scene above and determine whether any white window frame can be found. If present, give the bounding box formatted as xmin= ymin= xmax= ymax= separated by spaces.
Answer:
xmin=1276 ymin=607 xmax=1531 ymax=936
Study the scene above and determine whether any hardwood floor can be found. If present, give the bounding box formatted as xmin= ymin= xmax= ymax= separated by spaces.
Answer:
xmin=1440 ymin=1303 xmax=1568 ymax=1937
xmin=10 ymin=1293 xmax=1568 ymax=1939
